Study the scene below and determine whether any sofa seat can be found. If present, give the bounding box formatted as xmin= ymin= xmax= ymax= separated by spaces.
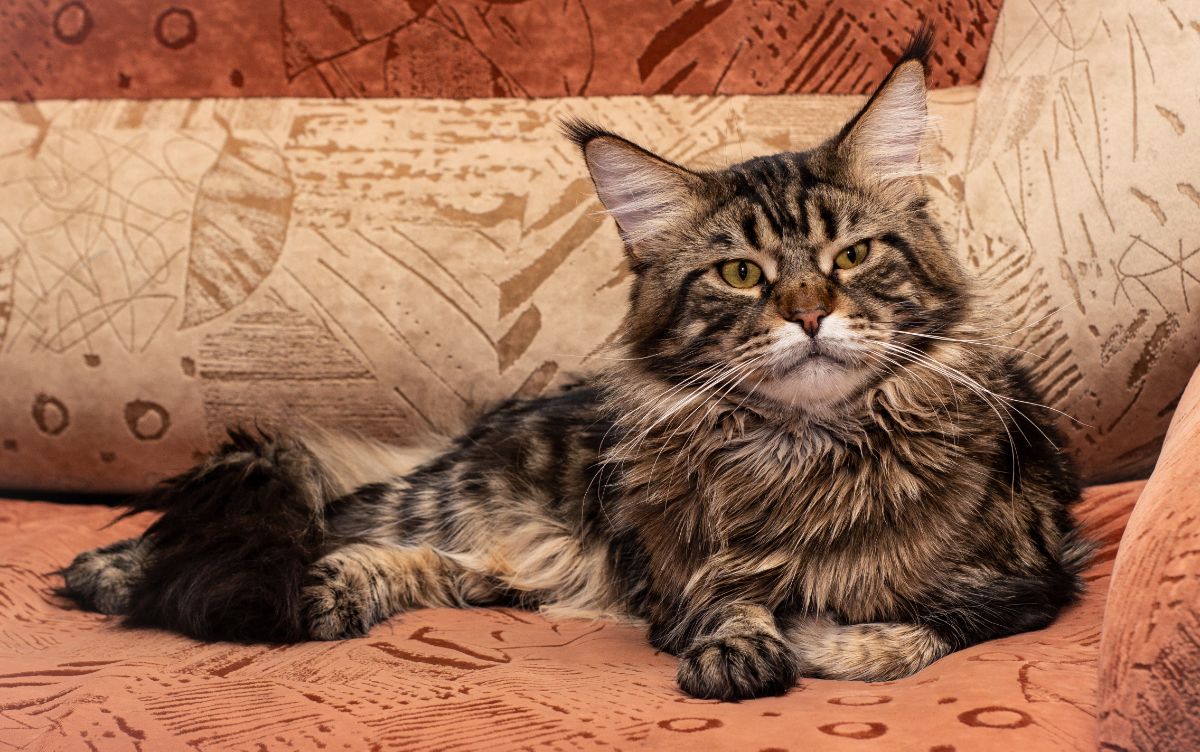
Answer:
xmin=0 ymin=481 xmax=1141 ymax=751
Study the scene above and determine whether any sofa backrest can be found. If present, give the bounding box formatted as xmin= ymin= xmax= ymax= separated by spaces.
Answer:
xmin=0 ymin=1 xmax=1196 ymax=492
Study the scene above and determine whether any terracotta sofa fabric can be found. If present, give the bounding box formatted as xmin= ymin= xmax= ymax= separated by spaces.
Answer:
xmin=1099 ymin=364 xmax=1200 ymax=749
xmin=0 ymin=90 xmax=981 ymax=493
xmin=0 ymin=480 xmax=1142 ymax=750
xmin=957 ymin=0 xmax=1200 ymax=483
xmin=1 ymin=1 xmax=1002 ymax=101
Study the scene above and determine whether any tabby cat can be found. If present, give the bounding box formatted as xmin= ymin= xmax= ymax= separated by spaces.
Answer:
xmin=61 ymin=29 xmax=1089 ymax=701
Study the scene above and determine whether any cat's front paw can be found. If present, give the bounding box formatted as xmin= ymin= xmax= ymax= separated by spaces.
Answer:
xmin=302 ymin=555 xmax=378 ymax=640
xmin=676 ymin=631 xmax=799 ymax=701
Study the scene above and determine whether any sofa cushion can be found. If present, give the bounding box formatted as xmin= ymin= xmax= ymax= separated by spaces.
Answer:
xmin=957 ymin=0 xmax=1200 ymax=482
xmin=0 ymin=90 xmax=978 ymax=492
xmin=0 ymin=480 xmax=1140 ymax=750
xmin=1 ymin=0 xmax=1197 ymax=493
xmin=1099 ymin=361 xmax=1200 ymax=747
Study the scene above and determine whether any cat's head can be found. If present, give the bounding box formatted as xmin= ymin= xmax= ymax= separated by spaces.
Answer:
xmin=568 ymin=26 xmax=970 ymax=412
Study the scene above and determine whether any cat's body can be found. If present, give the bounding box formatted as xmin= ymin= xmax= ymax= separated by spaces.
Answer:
xmin=61 ymin=29 xmax=1089 ymax=701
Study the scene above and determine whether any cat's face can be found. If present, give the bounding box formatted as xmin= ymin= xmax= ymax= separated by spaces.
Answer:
xmin=570 ymin=51 xmax=968 ymax=412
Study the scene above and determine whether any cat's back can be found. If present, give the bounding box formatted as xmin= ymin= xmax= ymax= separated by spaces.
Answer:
xmin=402 ymin=378 xmax=616 ymax=517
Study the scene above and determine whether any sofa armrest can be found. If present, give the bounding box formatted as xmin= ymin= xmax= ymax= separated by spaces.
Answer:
xmin=1098 ymin=365 xmax=1200 ymax=749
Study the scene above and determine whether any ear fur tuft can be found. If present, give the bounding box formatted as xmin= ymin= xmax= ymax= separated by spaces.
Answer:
xmin=834 ymin=22 xmax=937 ymax=185
xmin=896 ymin=19 xmax=935 ymax=71
xmin=560 ymin=118 xmax=617 ymax=151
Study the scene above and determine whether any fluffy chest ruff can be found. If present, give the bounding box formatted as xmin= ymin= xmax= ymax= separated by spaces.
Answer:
xmin=602 ymin=368 xmax=1002 ymax=633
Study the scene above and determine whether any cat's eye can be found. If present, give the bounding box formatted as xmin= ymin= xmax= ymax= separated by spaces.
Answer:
xmin=834 ymin=241 xmax=870 ymax=270
xmin=719 ymin=260 xmax=762 ymax=289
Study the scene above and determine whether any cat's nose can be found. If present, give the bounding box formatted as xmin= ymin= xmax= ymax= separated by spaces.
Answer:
xmin=784 ymin=308 xmax=827 ymax=337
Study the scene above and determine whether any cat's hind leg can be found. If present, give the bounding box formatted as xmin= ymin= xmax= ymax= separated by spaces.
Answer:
xmin=784 ymin=616 xmax=950 ymax=681
xmin=785 ymin=559 xmax=1088 ymax=681
xmin=303 ymin=543 xmax=499 ymax=640
xmin=59 ymin=537 xmax=153 ymax=615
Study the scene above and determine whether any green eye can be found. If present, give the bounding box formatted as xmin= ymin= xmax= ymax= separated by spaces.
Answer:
xmin=719 ymin=260 xmax=763 ymax=289
xmin=835 ymin=241 xmax=870 ymax=270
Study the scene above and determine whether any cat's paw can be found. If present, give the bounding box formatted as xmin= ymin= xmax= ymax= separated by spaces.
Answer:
xmin=676 ymin=631 xmax=799 ymax=701
xmin=59 ymin=538 xmax=148 ymax=615
xmin=302 ymin=554 xmax=378 ymax=640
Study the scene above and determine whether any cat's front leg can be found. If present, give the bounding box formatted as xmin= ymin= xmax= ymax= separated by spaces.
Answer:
xmin=672 ymin=603 xmax=799 ymax=701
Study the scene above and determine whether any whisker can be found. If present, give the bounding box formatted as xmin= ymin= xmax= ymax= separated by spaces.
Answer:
xmin=865 ymin=326 xmax=1046 ymax=359
xmin=879 ymin=340 xmax=1087 ymax=430
xmin=607 ymin=350 xmax=767 ymax=465
xmin=642 ymin=354 xmax=768 ymax=487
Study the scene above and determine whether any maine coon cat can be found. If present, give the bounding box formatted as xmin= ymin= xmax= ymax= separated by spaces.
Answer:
xmin=60 ymin=29 xmax=1089 ymax=701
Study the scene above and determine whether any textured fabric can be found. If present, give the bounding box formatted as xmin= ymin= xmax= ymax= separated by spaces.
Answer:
xmin=957 ymin=0 xmax=1200 ymax=482
xmin=0 ymin=90 xmax=980 ymax=493
xmin=1 ymin=1 xmax=1001 ymax=100
xmin=1099 ymin=363 xmax=1200 ymax=748
xmin=0 ymin=481 xmax=1141 ymax=750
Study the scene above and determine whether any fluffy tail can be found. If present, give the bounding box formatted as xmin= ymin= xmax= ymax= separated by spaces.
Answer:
xmin=123 ymin=427 xmax=436 ymax=643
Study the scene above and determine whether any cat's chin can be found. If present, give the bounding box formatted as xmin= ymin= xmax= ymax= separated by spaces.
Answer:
xmin=753 ymin=358 xmax=865 ymax=411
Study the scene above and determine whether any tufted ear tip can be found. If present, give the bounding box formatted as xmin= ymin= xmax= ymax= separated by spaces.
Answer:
xmin=833 ymin=24 xmax=935 ymax=185
xmin=897 ymin=19 xmax=935 ymax=72
xmin=559 ymin=118 xmax=616 ymax=152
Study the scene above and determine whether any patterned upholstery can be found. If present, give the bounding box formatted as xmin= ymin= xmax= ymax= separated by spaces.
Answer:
xmin=2 ymin=0 xmax=1200 ymax=748
xmin=958 ymin=0 xmax=1200 ymax=482
xmin=1099 ymin=365 xmax=1200 ymax=749
xmin=0 ymin=91 xmax=976 ymax=493
xmin=1 ymin=1 xmax=1000 ymax=99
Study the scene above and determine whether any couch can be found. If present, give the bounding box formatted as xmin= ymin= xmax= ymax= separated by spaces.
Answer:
xmin=1 ymin=0 xmax=1197 ymax=749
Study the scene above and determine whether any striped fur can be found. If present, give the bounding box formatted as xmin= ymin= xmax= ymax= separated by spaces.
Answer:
xmin=61 ymin=28 xmax=1088 ymax=701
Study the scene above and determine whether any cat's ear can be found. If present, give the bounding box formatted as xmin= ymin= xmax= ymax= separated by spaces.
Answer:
xmin=562 ymin=120 xmax=703 ymax=246
xmin=833 ymin=24 xmax=934 ymax=186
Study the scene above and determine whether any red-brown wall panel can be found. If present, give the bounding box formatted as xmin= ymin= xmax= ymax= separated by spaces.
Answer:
xmin=3 ymin=1 xmax=1001 ymax=101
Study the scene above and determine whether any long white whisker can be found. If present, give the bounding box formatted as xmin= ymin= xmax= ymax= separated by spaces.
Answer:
xmin=863 ymin=349 xmax=957 ymax=450
xmin=879 ymin=340 xmax=1085 ymax=432
xmin=609 ymin=351 xmax=767 ymax=466
xmin=867 ymin=326 xmax=1045 ymax=359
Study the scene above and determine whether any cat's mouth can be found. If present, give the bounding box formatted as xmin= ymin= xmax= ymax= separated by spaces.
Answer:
xmin=754 ymin=345 xmax=865 ymax=408
xmin=804 ymin=348 xmax=845 ymax=364
xmin=784 ymin=343 xmax=851 ymax=370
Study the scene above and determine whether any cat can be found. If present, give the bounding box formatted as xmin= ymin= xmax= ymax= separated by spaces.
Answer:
xmin=60 ymin=27 xmax=1089 ymax=701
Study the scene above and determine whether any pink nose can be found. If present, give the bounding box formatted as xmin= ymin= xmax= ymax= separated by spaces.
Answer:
xmin=786 ymin=308 xmax=827 ymax=337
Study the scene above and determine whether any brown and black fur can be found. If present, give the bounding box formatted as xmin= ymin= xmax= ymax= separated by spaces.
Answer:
xmin=60 ymin=27 xmax=1089 ymax=702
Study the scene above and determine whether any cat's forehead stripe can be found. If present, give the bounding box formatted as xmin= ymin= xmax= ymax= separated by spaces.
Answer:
xmin=817 ymin=203 xmax=839 ymax=242
xmin=741 ymin=214 xmax=760 ymax=250
xmin=791 ymin=184 xmax=811 ymax=238
xmin=730 ymin=170 xmax=786 ymax=241
xmin=719 ymin=152 xmax=849 ymax=247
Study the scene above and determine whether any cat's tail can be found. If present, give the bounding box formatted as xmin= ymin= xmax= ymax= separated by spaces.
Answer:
xmin=121 ymin=427 xmax=437 ymax=643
